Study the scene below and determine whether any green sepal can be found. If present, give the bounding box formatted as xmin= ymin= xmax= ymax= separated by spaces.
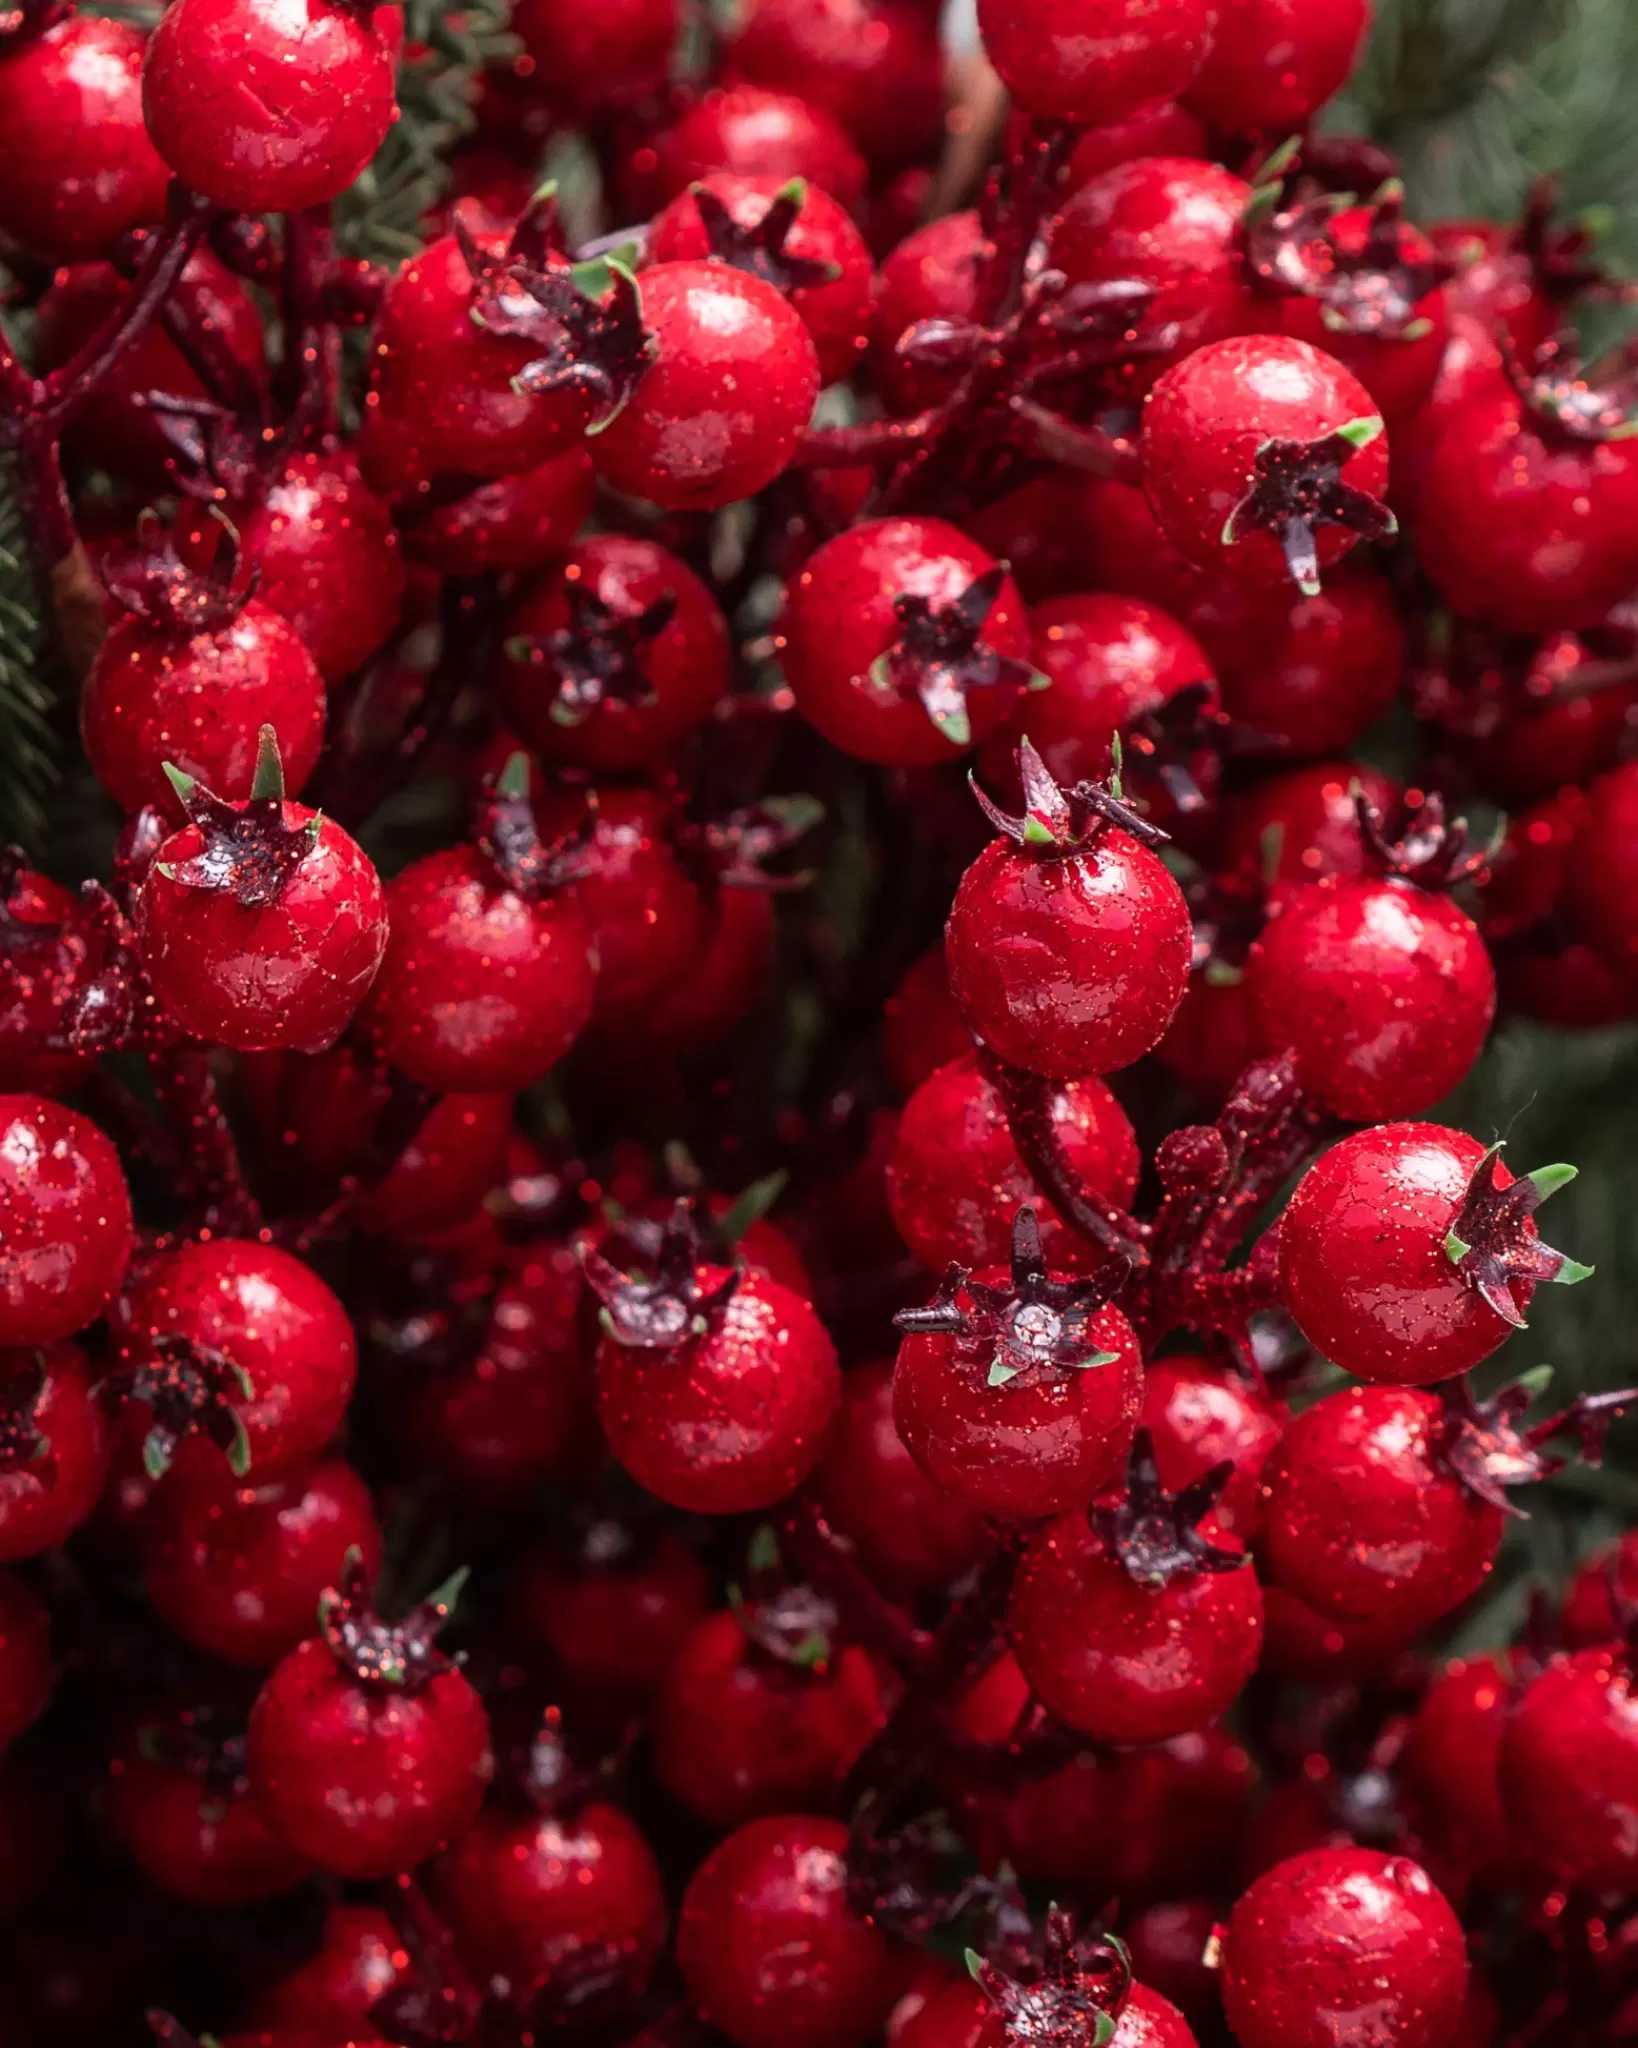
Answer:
xmin=774 ymin=176 xmax=808 ymax=211
xmin=162 ymin=760 xmax=197 ymax=806
xmin=746 ymin=1523 xmax=781 ymax=1575
xmin=424 ymin=1564 xmax=471 ymax=1620
xmin=1507 ymin=1363 xmax=1556 ymax=1403
xmin=570 ymin=249 xmax=642 ymax=304
xmin=249 ymin=722 xmax=285 ymax=801
xmin=225 ymin=1413 xmax=252 ymax=1478
xmin=788 ymin=1631 xmax=831 ymax=1668
xmin=718 ymin=1168 xmax=790 ymax=1246
xmin=1551 ymin=1255 xmax=1596 ymax=1287
xmin=964 ymin=1950 xmax=985 ymax=1984
xmin=1109 ymin=728 xmax=1125 ymax=800
xmin=1399 ymin=316 xmax=1435 ymax=342
xmin=1334 ymin=414 xmax=1386 ymax=450
xmin=1025 ymin=667 xmax=1053 ymax=692
xmin=1258 ymin=819 xmax=1285 ymax=884
xmin=1021 ymin=812 xmax=1058 ymax=846
xmin=496 ymin=749 xmax=533 ymax=800
xmin=1444 ymin=1229 xmax=1472 ymax=1264
xmin=987 ymin=1359 xmax=1021 ymax=1386
xmin=1525 ymin=1163 xmax=1579 ymax=1202
xmin=1091 ymin=2017 xmax=1116 ymax=2048
xmin=503 ymin=634 xmax=542 ymax=664
xmin=142 ymin=1427 xmax=173 ymax=1483
xmin=931 ymin=701 xmax=972 ymax=749
xmin=1064 ymin=1348 xmax=1121 ymax=1371
xmin=1204 ymin=959 xmax=1244 ymax=988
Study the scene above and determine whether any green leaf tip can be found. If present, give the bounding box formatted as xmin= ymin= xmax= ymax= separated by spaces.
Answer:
xmin=250 ymin=723 xmax=285 ymax=802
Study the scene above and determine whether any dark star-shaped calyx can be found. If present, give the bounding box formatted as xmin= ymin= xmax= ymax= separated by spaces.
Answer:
xmin=122 ymin=1331 xmax=257 ymax=1479
xmin=580 ymin=1197 xmax=740 ymax=1348
xmin=103 ymin=510 xmax=258 ymax=633
xmin=1093 ymin=1428 xmax=1245 ymax=1587
xmin=688 ymin=178 xmax=841 ymax=293
xmin=1444 ymin=1142 xmax=1593 ymax=1326
xmin=965 ymin=1910 xmax=1132 ymax=2048
xmin=1355 ymin=785 xmax=1496 ymax=890
xmin=474 ymin=752 xmax=597 ymax=899
xmin=872 ymin=567 xmax=1042 ymax=748
xmin=507 ymin=582 xmax=679 ymax=724
xmin=320 ymin=1548 xmax=469 ymax=1692
xmin=1222 ymin=415 xmax=1397 ymax=598
xmin=156 ymin=725 xmax=319 ymax=910
xmin=972 ymin=736 xmax=1170 ymax=857
xmin=1438 ymin=1369 xmax=1638 ymax=1516
xmin=1246 ymin=180 xmax=1453 ymax=340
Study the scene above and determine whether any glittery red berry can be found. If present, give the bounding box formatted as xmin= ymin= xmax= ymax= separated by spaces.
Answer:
xmin=1006 ymin=1432 xmax=1265 ymax=1744
xmin=725 ymin=0 xmax=944 ymax=171
xmin=1182 ymin=0 xmax=1371 ymax=135
xmin=946 ymin=742 xmax=1192 ymax=1078
xmin=1218 ymin=761 xmax=1397 ymax=882
xmin=510 ymin=0 xmax=677 ymax=116
xmin=977 ymin=0 xmax=1213 ymax=129
xmin=644 ymin=86 xmax=867 ymax=218
xmin=1499 ymin=1644 xmax=1638 ymax=1891
xmin=249 ymin=1903 xmax=406 ymax=2037
xmin=1563 ymin=1529 xmax=1638 ymax=1647
xmin=0 ymin=858 xmax=98 ymax=1096
xmin=677 ymin=1814 xmax=899 ymax=2048
xmin=0 ymin=1345 xmax=112 ymax=1560
xmin=634 ymin=886 xmax=778 ymax=1051
xmin=1220 ymin=1846 xmax=1467 ymax=2048
xmin=142 ymin=0 xmax=398 ymax=214
xmin=398 ymin=448 xmax=595 ymax=575
xmin=1064 ymin=101 xmax=1207 ymax=187
xmin=1141 ymin=1353 xmax=1285 ymax=1537
xmin=1565 ymin=759 xmax=1638 ymax=988
xmin=882 ymin=943 xmax=971 ymax=1100
xmin=0 ymin=1094 xmax=132 ymax=1345
xmin=1404 ymin=1652 xmax=1520 ymax=1882
xmin=870 ymin=210 xmax=984 ymax=416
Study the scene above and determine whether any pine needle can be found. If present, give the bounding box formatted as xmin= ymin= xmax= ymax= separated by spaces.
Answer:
xmin=0 ymin=458 xmax=58 ymax=855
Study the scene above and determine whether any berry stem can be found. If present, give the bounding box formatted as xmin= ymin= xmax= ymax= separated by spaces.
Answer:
xmin=781 ymin=1494 xmax=935 ymax=1680
xmin=145 ymin=1044 xmax=264 ymax=1237
xmin=979 ymin=1045 xmax=1150 ymax=1264
xmin=789 ymin=414 xmax=937 ymax=469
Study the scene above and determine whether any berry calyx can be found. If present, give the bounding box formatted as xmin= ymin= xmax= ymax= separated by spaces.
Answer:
xmin=1435 ymin=1369 xmax=1636 ymax=1517
xmin=966 ymin=1909 xmax=1133 ymax=2048
xmin=1442 ymin=1142 xmax=1593 ymax=1326
xmin=509 ymin=580 xmax=679 ymax=725
xmin=678 ymin=177 xmax=838 ymax=293
xmin=582 ymin=1197 xmax=740 ymax=1347
xmin=1219 ymin=415 xmax=1393 ymax=598
xmin=1092 ymin=1427 xmax=1245 ymax=1587
xmin=870 ymin=566 xmax=1041 ymax=751
xmin=123 ymin=1333 xmax=257 ymax=1480
xmin=318 ymin=1548 xmax=466 ymax=1693
xmin=153 ymin=730 xmax=318 ymax=907
xmin=969 ymin=734 xmax=1170 ymax=856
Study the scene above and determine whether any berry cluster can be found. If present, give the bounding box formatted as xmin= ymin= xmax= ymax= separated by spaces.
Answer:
xmin=0 ymin=0 xmax=1636 ymax=2044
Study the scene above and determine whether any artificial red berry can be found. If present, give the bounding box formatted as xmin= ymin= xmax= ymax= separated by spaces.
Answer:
xmin=1563 ymin=1529 xmax=1638 ymax=1647
xmin=398 ymin=448 xmax=596 ymax=574
xmin=1065 ymin=101 xmax=1209 ymax=187
xmin=897 ymin=1961 xmax=1199 ymax=2048
xmin=677 ymin=1814 xmax=899 ymax=2048
xmin=870 ymin=210 xmax=985 ymax=416
xmin=652 ymin=1592 xmax=887 ymax=1826
xmin=1006 ymin=1433 xmax=1265 ymax=1745
xmin=80 ymin=524 xmax=326 ymax=819
xmin=812 ymin=1361 xmax=988 ymax=1597
xmin=0 ymin=859 xmax=98 ymax=1096
xmin=647 ymin=173 xmax=873 ymax=386
xmin=644 ymin=86 xmax=867 ymax=218
xmin=142 ymin=0 xmax=398 ymax=214
xmin=946 ymin=741 xmax=1192 ymax=1078
xmin=1141 ymin=336 xmax=1393 ymax=595
xmin=592 ymin=259 xmax=819 ymax=512
xmin=1277 ymin=1124 xmax=1590 ymax=1386
xmin=1141 ymin=1353 xmax=1285 ymax=1537
xmin=783 ymin=519 xmax=1031 ymax=765
xmin=250 ymin=1903 xmax=406 ymax=2036
xmin=510 ymin=0 xmax=677 ymax=116
xmin=247 ymin=1554 xmax=491 ymax=1879
xmin=1256 ymin=1383 xmax=1505 ymax=1626
xmin=976 ymin=0 xmax=1213 ymax=128
xmin=0 ymin=1345 xmax=112 ymax=1560
xmin=1218 ymin=761 xmax=1397 ymax=882
xmin=143 ymin=1452 xmax=382 ymax=1668
xmin=1182 ymin=0 xmax=1371 ymax=135
xmin=1404 ymin=1652 xmax=1520 ymax=1882
xmin=0 ymin=1094 xmax=132 ymax=1345
xmin=631 ymin=885 xmax=778 ymax=1051
xmin=0 ymin=1569 xmax=49 ymax=1752
xmin=105 ymin=1704 xmax=312 ymax=1904
xmin=357 ymin=1090 xmax=515 ymax=1240
xmin=0 ymin=13 xmax=169 ymax=261
xmin=888 ymin=1051 xmax=1139 ymax=1273
xmin=1565 ymin=759 xmax=1638 ymax=987
xmin=1499 ymin=1644 xmax=1638 ymax=1890
xmin=1257 ymin=1582 xmax=1418 ymax=1685
xmin=589 ymin=1206 xmax=841 ymax=1513
xmin=891 ymin=1206 xmax=1142 ymax=1518
xmin=725 ymin=0 xmax=944 ymax=170
xmin=503 ymin=536 xmax=730 ymax=773
xmin=137 ymin=739 xmax=387 ymax=1055
xmin=119 ymin=1236 xmax=358 ymax=1479
xmin=882 ymin=943 xmax=971 ymax=1100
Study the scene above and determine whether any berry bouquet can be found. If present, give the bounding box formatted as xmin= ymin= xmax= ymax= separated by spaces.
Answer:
xmin=1 ymin=0 xmax=1638 ymax=2041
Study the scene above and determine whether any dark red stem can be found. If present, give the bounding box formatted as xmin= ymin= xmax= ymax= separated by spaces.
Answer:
xmin=782 ymin=1494 xmax=934 ymax=1680
xmin=980 ymin=1045 xmax=1150 ymax=1264
xmin=788 ymin=414 xmax=936 ymax=469
xmin=145 ymin=1045 xmax=264 ymax=1237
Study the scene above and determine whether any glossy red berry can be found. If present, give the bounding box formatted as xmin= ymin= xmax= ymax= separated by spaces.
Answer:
xmin=644 ymin=86 xmax=867 ymax=218
xmin=1278 ymin=1124 xmax=1589 ymax=1386
xmin=870 ymin=210 xmax=984 ymax=415
xmin=357 ymin=1089 xmax=514 ymax=1239
xmin=399 ymin=448 xmax=595 ymax=574
xmin=510 ymin=1527 xmax=711 ymax=1718
xmin=250 ymin=1903 xmax=406 ymax=2036
xmin=590 ymin=1215 xmax=841 ymax=1513
xmin=784 ymin=519 xmax=1031 ymax=765
xmin=0 ymin=1346 xmax=112 ymax=1560
xmin=1257 ymin=1582 xmax=1418 ymax=1685
xmin=633 ymin=885 xmax=778 ymax=1051
xmin=652 ymin=1598 xmax=886 ymax=1827
xmin=888 ymin=1051 xmax=1139 ymax=1273
xmin=1499 ymin=1645 xmax=1638 ymax=1890
xmin=1565 ymin=759 xmax=1638 ymax=987
xmin=882 ymin=944 xmax=971 ymax=1100
xmin=120 ymin=1237 xmax=358 ymax=1479
xmin=1220 ymin=1846 xmax=1467 ymax=2048
xmin=1006 ymin=1435 xmax=1265 ymax=1744
xmin=0 ymin=1569 xmax=49 ymax=1752
xmin=0 ymin=14 xmax=169 ymax=261
xmin=1563 ymin=1529 xmax=1638 ymax=1646
xmin=1142 ymin=336 xmax=1392 ymax=595
xmin=1257 ymin=1384 xmax=1504 ymax=1626
xmin=813 ymin=1361 xmax=988 ymax=1597
xmin=137 ymin=746 xmax=387 ymax=1055
xmin=725 ymin=0 xmax=944 ymax=170
xmin=1141 ymin=1354 xmax=1284 ymax=1537
xmin=143 ymin=1453 xmax=382 ymax=1668
xmin=946 ymin=743 xmax=1192 ymax=1078
xmin=1219 ymin=761 xmax=1397 ymax=882
xmin=0 ymin=860 xmax=98 ymax=1096
xmin=1404 ymin=1652 xmax=1519 ymax=1881
xmin=510 ymin=0 xmax=677 ymax=116
xmin=977 ymin=0 xmax=1212 ymax=128
xmin=503 ymin=537 xmax=730 ymax=773
xmin=1183 ymin=0 xmax=1371 ymax=134
xmin=896 ymin=1971 xmax=1198 ymax=2048
xmin=891 ymin=1207 xmax=1142 ymax=1518
xmin=593 ymin=260 xmax=819 ymax=511
xmin=0 ymin=1095 xmax=132 ymax=1345
xmin=648 ymin=173 xmax=873 ymax=386
xmin=247 ymin=1555 xmax=491 ymax=1879
xmin=677 ymin=1815 xmax=899 ymax=2048
xmin=142 ymin=0 xmax=398 ymax=213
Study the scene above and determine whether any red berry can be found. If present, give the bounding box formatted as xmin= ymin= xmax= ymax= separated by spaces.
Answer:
xmin=783 ymin=519 xmax=1031 ymax=766
xmin=437 ymin=1782 xmax=668 ymax=2002
xmin=137 ymin=768 xmax=387 ymax=1056
xmin=1500 ymin=1645 xmax=1638 ymax=1890
xmin=510 ymin=0 xmax=677 ymax=116
xmin=677 ymin=1815 xmax=899 ymax=2048
xmin=120 ymin=1237 xmax=358 ymax=1479
xmin=1563 ymin=1530 xmax=1638 ymax=1647
xmin=366 ymin=845 xmax=597 ymax=1093
xmin=0 ymin=1095 xmax=132 ymax=1345
xmin=645 ymin=86 xmax=867 ymax=218
xmin=105 ymin=1705 xmax=312 ymax=1904
xmin=882 ymin=943 xmax=971 ymax=1099
xmin=1565 ymin=760 xmax=1638 ymax=987
xmin=1182 ymin=0 xmax=1371 ymax=135
xmin=977 ymin=0 xmax=1213 ymax=128
xmin=813 ymin=1361 xmax=988 ymax=1597
xmin=1404 ymin=1653 xmax=1519 ymax=1882
xmin=1048 ymin=157 xmax=1257 ymax=392
xmin=0 ymin=15 xmax=168 ymax=262
xmin=247 ymin=1557 xmax=492 ymax=1879
xmin=725 ymin=0 xmax=944 ymax=170
xmin=1257 ymin=1384 xmax=1504 ymax=1626
xmin=398 ymin=449 xmax=596 ymax=575
xmin=1141 ymin=1354 xmax=1285 ymax=1537
xmin=1064 ymin=102 xmax=1208 ymax=188
xmin=1278 ymin=1123 xmax=1585 ymax=1386
xmin=1006 ymin=1436 xmax=1265 ymax=1744
xmin=1141 ymin=336 xmax=1391 ymax=595
xmin=510 ymin=1527 xmax=711 ymax=1717
xmin=652 ymin=1600 xmax=886 ymax=1827
xmin=892 ymin=1207 xmax=1142 ymax=1518
xmin=895 ymin=1976 xmax=1199 ymax=2048
xmin=648 ymin=173 xmax=873 ymax=386
xmin=250 ymin=1904 xmax=406 ymax=2037
xmin=142 ymin=0 xmax=398 ymax=213
xmin=593 ymin=260 xmax=819 ymax=512
xmin=0 ymin=861 xmax=97 ymax=1096
xmin=1183 ymin=565 xmax=1404 ymax=756
xmin=0 ymin=1569 xmax=49 ymax=1752
xmin=1219 ymin=761 xmax=1397 ymax=882
xmin=1257 ymin=1582 xmax=1417 ymax=1685
xmin=357 ymin=1090 xmax=514 ymax=1240
xmin=591 ymin=1229 xmax=840 ymax=1514
xmin=888 ymin=1051 xmax=1139 ymax=1273
xmin=870 ymin=210 xmax=984 ymax=416
xmin=143 ymin=1453 xmax=382 ymax=1668
xmin=1220 ymin=1846 xmax=1467 ymax=2048
xmin=0 ymin=1345 xmax=112 ymax=1560
xmin=945 ymin=744 xmax=1192 ymax=1077
xmin=1246 ymin=871 xmax=1495 ymax=1121
xmin=502 ymin=536 xmax=730 ymax=773
xmin=632 ymin=886 xmax=778 ymax=1050
xmin=1276 ymin=202 xmax=1450 ymax=424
